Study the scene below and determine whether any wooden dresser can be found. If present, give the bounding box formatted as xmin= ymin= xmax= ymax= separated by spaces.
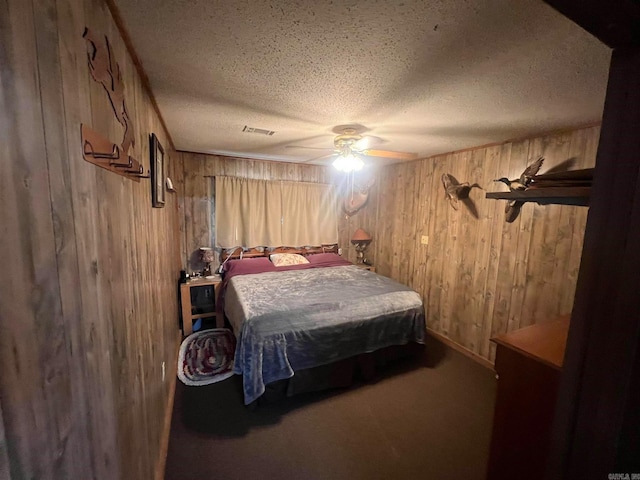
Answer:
xmin=486 ymin=316 xmax=570 ymax=480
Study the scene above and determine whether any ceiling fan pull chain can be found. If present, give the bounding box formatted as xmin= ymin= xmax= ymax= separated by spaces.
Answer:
xmin=350 ymin=170 xmax=355 ymax=201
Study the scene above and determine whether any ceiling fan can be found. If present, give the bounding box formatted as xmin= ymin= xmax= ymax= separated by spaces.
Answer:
xmin=287 ymin=127 xmax=418 ymax=171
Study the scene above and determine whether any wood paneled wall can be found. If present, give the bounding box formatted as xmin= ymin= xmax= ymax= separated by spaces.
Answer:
xmin=362 ymin=126 xmax=599 ymax=362
xmin=178 ymin=127 xmax=598 ymax=364
xmin=178 ymin=152 xmax=363 ymax=270
xmin=0 ymin=0 xmax=182 ymax=478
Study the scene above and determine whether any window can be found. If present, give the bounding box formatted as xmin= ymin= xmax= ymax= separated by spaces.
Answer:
xmin=214 ymin=176 xmax=338 ymax=248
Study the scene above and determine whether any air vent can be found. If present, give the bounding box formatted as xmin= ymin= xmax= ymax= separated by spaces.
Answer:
xmin=243 ymin=125 xmax=275 ymax=136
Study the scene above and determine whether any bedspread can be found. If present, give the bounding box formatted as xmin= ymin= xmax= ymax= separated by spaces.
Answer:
xmin=224 ymin=265 xmax=425 ymax=404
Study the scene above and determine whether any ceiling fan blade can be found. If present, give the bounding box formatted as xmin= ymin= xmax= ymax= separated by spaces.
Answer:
xmin=301 ymin=153 xmax=336 ymax=163
xmin=286 ymin=145 xmax=334 ymax=151
xmin=361 ymin=149 xmax=418 ymax=160
xmin=353 ymin=135 xmax=384 ymax=150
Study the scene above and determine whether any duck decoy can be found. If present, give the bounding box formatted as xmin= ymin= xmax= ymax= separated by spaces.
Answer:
xmin=504 ymin=200 xmax=523 ymax=223
xmin=493 ymin=156 xmax=544 ymax=223
xmin=494 ymin=156 xmax=544 ymax=191
xmin=441 ymin=173 xmax=482 ymax=214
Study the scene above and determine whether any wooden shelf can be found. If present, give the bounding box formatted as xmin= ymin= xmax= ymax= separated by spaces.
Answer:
xmin=487 ymin=168 xmax=593 ymax=206
xmin=191 ymin=312 xmax=217 ymax=320
xmin=486 ymin=186 xmax=590 ymax=206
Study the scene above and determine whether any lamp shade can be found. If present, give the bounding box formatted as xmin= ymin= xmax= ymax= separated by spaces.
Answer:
xmin=199 ymin=247 xmax=215 ymax=263
xmin=351 ymin=228 xmax=372 ymax=243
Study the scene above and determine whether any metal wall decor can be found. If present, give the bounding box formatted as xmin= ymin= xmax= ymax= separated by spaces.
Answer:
xmin=80 ymin=27 xmax=148 ymax=180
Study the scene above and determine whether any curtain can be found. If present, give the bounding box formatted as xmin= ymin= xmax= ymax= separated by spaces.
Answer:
xmin=215 ymin=177 xmax=282 ymax=247
xmin=215 ymin=176 xmax=338 ymax=248
xmin=281 ymin=181 xmax=338 ymax=246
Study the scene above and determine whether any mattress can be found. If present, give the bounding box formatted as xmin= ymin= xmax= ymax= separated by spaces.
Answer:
xmin=223 ymin=262 xmax=425 ymax=404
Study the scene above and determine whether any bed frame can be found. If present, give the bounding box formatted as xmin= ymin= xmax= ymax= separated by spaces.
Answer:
xmin=220 ymin=244 xmax=339 ymax=263
xmin=258 ymin=343 xmax=425 ymax=406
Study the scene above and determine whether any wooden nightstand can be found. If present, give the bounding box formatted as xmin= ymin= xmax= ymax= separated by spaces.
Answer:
xmin=180 ymin=277 xmax=222 ymax=336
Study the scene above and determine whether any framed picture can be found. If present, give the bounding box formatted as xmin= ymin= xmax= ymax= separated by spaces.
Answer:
xmin=150 ymin=133 xmax=165 ymax=208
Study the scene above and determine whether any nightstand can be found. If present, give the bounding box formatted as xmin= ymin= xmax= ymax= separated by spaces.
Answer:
xmin=180 ymin=277 xmax=222 ymax=336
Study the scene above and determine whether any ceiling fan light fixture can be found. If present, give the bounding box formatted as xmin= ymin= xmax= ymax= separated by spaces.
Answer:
xmin=332 ymin=149 xmax=364 ymax=172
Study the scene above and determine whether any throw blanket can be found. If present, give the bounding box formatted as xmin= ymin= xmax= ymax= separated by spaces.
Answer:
xmin=225 ymin=265 xmax=425 ymax=404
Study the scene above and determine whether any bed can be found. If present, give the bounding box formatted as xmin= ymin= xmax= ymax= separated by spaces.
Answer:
xmin=219 ymin=252 xmax=426 ymax=405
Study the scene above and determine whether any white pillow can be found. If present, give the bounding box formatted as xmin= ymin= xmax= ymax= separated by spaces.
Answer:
xmin=269 ymin=253 xmax=310 ymax=267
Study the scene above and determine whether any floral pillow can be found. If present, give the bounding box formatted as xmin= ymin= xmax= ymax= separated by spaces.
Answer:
xmin=269 ymin=253 xmax=310 ymax=267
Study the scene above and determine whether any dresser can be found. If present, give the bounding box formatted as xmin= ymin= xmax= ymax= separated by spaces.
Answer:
xmin=486 ymin=316 xmax=570 ymax=480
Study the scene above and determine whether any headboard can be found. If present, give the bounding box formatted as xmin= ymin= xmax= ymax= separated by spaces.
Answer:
xmin=220 ymin=244 xmax=339 ymax=263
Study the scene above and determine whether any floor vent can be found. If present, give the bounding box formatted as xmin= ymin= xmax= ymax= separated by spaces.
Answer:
xmin=243 ymin=125 xmax=275 ymax=136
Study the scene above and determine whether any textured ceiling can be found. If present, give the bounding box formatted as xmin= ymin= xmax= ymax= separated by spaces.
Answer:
xmin=114 ymin=0 xmax=611 ymax=167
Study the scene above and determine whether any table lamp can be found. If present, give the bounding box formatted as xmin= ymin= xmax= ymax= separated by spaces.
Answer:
xmin=351 ymin=228 xmax=372 ymax=264
xmin=199 ymin=247 xmax=215 ymax=276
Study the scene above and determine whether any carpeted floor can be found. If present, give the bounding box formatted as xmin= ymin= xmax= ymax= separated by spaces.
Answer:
xmin=164 ymin=335 xmax=497 ymax=480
